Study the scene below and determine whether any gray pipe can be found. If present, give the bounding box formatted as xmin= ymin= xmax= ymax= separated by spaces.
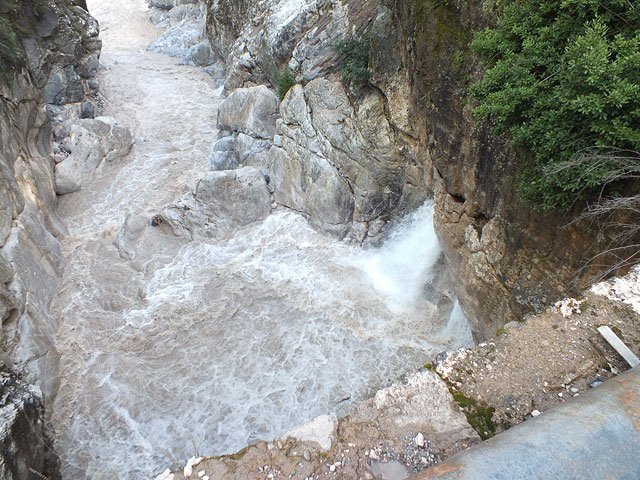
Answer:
xmin=416 ymin=368 xmax=640 ymax=479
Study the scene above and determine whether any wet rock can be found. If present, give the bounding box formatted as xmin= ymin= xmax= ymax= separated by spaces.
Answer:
xmin=81 ymin=100 xmax=95 ymax=119
xmin=0 ymin=363 xmax=60 ymax=480
xmin=148 ymin=0 xmax=199 ymax=10
xmin=258 ymin=144 xmax=354 ymax=237
xmin=218 ymin=86 xmax=279 ymax=140
xmin=148 ymin=18 xmax=201 ymax=59
xmin=55 ymin=117 xmax=132 ymax=194
xmin=185 ymin=40 xmax=215 ymax=67
xmin=209 ymin=136 xmax=239 ymax=171
xmin=114 ymin=214 xmax=149 ymax=261
xmin=162 ymin=167 xmax=272 ymax=239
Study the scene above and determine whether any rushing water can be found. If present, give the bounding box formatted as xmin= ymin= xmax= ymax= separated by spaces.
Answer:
xmin=51 ymin=1 xmax=473 ymax=478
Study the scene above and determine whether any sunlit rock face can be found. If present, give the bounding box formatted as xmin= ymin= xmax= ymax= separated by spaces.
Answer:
xmin=203 ymin=0 xmax=613 ymax=339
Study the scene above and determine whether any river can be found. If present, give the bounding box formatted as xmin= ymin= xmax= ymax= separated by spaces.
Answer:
xmin=51 ymin=0 xmax=472 ymax=478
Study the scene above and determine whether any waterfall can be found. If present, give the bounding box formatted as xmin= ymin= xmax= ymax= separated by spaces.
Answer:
xmin=355 ymin=201 xmax=443 ymax=311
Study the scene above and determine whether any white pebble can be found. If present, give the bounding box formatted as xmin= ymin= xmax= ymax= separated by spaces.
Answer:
xmin=531 ymin=410 xmax=541 ymax=417
xmin=415 ymin=432 xmax=425 ymax=447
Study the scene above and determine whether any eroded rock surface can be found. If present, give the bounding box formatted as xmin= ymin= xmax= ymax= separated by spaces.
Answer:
xmin=0 ymin=363 xmax=59 ymax=480
xmin=0 ymin=1 xmax=107 ymax=476
xmin=162 ymin=166 xmax=272 ymax=239
xmin=54 ymin=116 xmax=132 ymax=194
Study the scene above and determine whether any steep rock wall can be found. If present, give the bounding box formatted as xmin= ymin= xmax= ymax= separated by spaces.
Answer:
xmin=0 ymin=4 xmax=104 ymax=475
xmin=203 ymin=0 xmax=603 ymax=338
xmin=378 ymin=0 xmax=601 ymax=338
xmin=0 ymin=0 xmax=100 ymax=398
xmin=203 ymin=0 xmax=429 ymax=242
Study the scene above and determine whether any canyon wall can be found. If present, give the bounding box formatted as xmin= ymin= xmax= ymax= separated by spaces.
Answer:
xmin=1 ymin=0 xmax=100 ymax=398
xmin=0 ymin=0 xmax=101 ymax=476
xmin=202 ymin=0 xmax=602 ymax=339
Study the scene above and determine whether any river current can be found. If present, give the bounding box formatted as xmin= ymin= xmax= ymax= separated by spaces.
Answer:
xmin=51 ymin=1 xmax=473 ymax=478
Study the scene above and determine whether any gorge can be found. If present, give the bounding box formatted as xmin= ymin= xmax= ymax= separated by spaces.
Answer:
xmin=0 ymin=0 xmax=638 ymax=479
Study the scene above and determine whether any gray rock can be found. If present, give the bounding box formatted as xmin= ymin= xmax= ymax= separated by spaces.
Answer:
xmin=55 ymin=117 xmax=132 ymax=194
xmin=185 ymin=39 xmax=215 ymax=67
xmin=114 ymin=214 xmax=149 ymax=261
xmin=349 ymin=370 xmax=479 ymax=444
xmin=218 ymin=86 xmax=279 ymax=140
xmin=209 ymin=136 xmax=239 ymax=171
xmin=148 ymin=0 xmax=198 ymax=10
xmin=80 ymin=101 xmax=95 ymax=119
xmin=162 ymin=167 xmax=272 ymax=239
xmin=147 ymin=19 xmax=201 ymax=59
xmin=234 ymin=133 xmax=271 ymax=164
xmin=257 ymin=143 xmax=354 ymax=237
xmin=0 ymin=365 xmax=59 ymax=480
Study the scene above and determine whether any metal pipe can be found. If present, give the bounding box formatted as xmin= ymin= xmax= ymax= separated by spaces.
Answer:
xmin=416 ymin=368 xmax=640 ymax=479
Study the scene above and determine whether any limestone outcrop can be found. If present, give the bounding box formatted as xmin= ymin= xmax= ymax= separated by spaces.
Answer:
xmin=0 ymin=1 xmax=107 ymax=476
xmin=201 ymin=0 xmax=612 ymax=339
xmin=54 ymin=116 xmax=132 ymax=194
xmin=204 ymin=0 xmax=416 ymax=240
xmin=147 ymin=0 xmax=216 ymax=68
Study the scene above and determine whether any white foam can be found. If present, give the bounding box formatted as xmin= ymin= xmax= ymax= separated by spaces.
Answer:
xmin=353 ymin=201 xmax=441 ymax=311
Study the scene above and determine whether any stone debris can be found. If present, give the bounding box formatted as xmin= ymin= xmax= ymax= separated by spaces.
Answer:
xmin=434 ymin=290 xmax=640 ymax=432
xmin=154 ymin=469 xmax=175 ymax=480
xmin=555 ymin=298 xmax=584 ymax=318
xmin=591 ymin=265 xmax=640 ymax=314
xmin=183 ymin=456 xmax=203 ymax=477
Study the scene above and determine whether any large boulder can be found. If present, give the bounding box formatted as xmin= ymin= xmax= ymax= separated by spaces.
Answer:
xmin=162 ymin=167 xmax=272 ymax=240
xmin=238 ymin=80 xmax=403 ymax=238
xmin=218 ymin=86 xmax=279 ymax=140
xmin=54 ymin=117 xmax=132 ymax=194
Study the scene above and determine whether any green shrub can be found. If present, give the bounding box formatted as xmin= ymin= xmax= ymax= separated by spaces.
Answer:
xmin=471 ymin=0 xmax=640 ymax=211
xmin=333 ymin=36 xmax=371 ymax=86
xmin=276 ymin=67 xmax=295 ymax=101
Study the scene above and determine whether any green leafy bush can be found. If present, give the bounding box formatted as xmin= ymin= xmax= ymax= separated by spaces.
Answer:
xmin=471 ymin=0 xmax=640 ymax=211
xmin=333 ymin=37 xmax=371 ymax=86
xmin=276 ymin=67 xmax=295 ymax=101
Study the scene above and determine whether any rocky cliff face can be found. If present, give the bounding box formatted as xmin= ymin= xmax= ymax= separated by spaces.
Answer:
xmin=0 ymin=0 xmax=108 ymax=476
xmin=202 ymin=0 xmax=428 ymax=243
xmin=0 ymin=363 xmax=59 ymax=479
xmin=1 ymin=0 xmax=131 ymax=394
xmin=202 ymin=0 xmax=604 ymax=339
xmin=378 ymin=0 xmax=602 ymax=338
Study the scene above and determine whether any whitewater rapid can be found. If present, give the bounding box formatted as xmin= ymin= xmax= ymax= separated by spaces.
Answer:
xmin=51 ymin=1 xmax=473 ymax=478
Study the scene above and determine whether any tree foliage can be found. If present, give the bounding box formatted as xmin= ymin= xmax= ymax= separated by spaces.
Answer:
xmin=471 ymin=0 xmax=640 ymax=211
